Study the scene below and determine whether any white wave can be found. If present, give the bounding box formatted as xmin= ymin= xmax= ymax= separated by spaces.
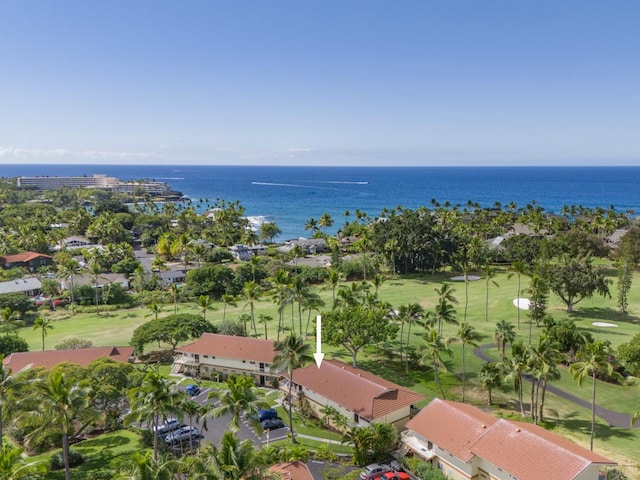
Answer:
xmin=245 ymin=215 xmax=268 ymax=231
xmin=252 ymin=182 xmax=309 ymax=188
xmin=309 ymin=180 xmax=368 ymax=185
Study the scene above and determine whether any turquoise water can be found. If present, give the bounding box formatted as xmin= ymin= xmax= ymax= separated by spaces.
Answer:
xmin=2 ymin=165 xmax=639 ymax=240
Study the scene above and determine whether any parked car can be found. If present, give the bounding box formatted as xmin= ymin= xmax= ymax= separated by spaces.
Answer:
xmin=260 ymin=418 xmax=286 ymax=430
xmin=164 ymin=426 xmax=201 ymax=445
xmin=153 ymin=418 xmax=180 ymax=436
xmin=360 ymin=463 xmax=390 ymax=480
xmin=258 ymin=408 xmax=278 ymax=421
xmin=375 ymin=472 xmax=410 ymax=480
xmin=185 ymin=384 xmax=201 ymax=396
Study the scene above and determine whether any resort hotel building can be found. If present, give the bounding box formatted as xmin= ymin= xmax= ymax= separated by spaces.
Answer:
xmin=17 ymin=174 xmax=173 ymax=196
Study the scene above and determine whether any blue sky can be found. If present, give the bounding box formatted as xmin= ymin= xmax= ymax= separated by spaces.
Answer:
xmin=1 ymin=1 xmax=639 ymax=166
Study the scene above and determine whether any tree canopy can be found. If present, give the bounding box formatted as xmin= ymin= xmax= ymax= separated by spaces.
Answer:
xmin=131 ymin=313 xmax=217 ymax=354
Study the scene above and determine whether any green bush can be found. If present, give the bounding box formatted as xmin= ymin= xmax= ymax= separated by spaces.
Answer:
xmin=91 ymin=470 xmax=117 ymax=479
xmin=50 ymin=449 xmax=84 ymax=470
xmin=0 ymin=334 xmax=29 ymax=356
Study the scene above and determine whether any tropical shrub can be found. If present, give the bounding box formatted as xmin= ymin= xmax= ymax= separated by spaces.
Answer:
xmin=50 ymin=449 xmax=84 ymax=470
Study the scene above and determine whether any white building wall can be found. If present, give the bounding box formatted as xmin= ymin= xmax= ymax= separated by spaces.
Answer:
xmin=177 ymin=352 xmax=273 ymax=377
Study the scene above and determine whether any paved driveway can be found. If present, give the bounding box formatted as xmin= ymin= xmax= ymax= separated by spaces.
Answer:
xmin=178 ymin=385 xmax=346 ymax=479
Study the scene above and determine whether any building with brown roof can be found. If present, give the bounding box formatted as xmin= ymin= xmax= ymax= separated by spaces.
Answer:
xmin=0 ymin=251 xmax=53 ymax=272
xmin=172 ymin=333 xmax=280 ymax=386
xmin=285 ymin=359 xmax=425 ymax=428
xmin=267 ymin=461 xmax=314 ymax=480
xmin=2 ymin=346 xmax=135 ymax=373
xmin=401 ymin=398 xmax=616 ymax=480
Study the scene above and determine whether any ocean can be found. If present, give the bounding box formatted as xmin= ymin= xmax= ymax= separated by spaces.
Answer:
xmin=2 ymin=164 xmax=640 ymax=240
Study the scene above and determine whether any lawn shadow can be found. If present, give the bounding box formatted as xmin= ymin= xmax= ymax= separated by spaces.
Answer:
xmin=570 ymin=307 xmax=640 ymax=325
xmin=77 ymin=433 xmax=132 ymax=450
xmin=550 ymin=413 xmax=636 ymax=441
xmin=357 ymin=358 xmax=426 ymax=389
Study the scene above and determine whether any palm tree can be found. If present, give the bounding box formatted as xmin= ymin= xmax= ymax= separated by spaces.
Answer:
xmin=569 ymin=339 xmax=621 ymax=450
xmin=304 ymin=217 xmax=319 ymax=235
xmin=0 ymin=355 xmax=25 ymax=449
xmin=482 ymin=264 xmax=499 ymax=322
xmin=433 ymin=295 xmax=458 ymax=336
xmin=508 ymin=260 xmax=529 ymax=329
xmin=341 ymin=426 xmax=374 ymax=466
xmin=371 ymin=273 xmax=386 ymax=297
xmin=126 ymin=371 xmax=181 ymax=461
xmin=145 ymin=301 xmax=164 ymax=321
xmin=269 ymin=269 xmax=292 ymax=341
xmin=456 ymin=322 xmax=483 ymax=403
xmin=501 ymin=340 xmax=530 ymax=417
xmin=418 ymin=329 xmax=453 ymax=399
xmin=58 ymin=259 xmax=82 ymax=305
xmin=169 ymin=284 xmax=180 ymax=314
xmin=494 ymin=320 xmax=517 ymax=360
xmin=0 ymin=444 xmax=47 ymax=479
xmin=221 ymin=294 xmax=238 ymax=325
xmin=32 ymin=315 xmax=53 ymax=351
xmin=130 ymin=265 xmax=147 ymax=306
xmin=242 ymin=280 xmax=262 ymax=337
xmin=325 ymin=268 xmax=341 ymax=307
xmin=206 ymin=375 xmax=268 ymax=433
xmin=196 ymin=295 xmax=214 ymax=322
xmin=290 ymin=277 xmax=311 ymax=336
xmin=206 ymin=431 xmax=263 ymax=480
xmin=398 ymin=303 xmax=424 ymax=373
xmin=257 ymin=314 xmax=273 ymax=340
xmin=271 ymin=335 xmax=314 ymax=442
xmin=87 ymin=261 xmax=103 ymax=315
xmin=24 ymin=369 xmax=91 ymax=480
xmin=479 ymin=362 xmax=502 ymax=405
xmin=114 ymin=451 xmax=180 ymax=480
xmin=0 ymin=308 xmax=23 ymax=335
xmin=528 ymin=334 xmax=561 ymax=423
xmin=318 ymin=212 xmax=334 ymax=235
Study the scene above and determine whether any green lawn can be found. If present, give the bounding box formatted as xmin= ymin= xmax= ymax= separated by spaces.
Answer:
xmin=28 ymin=430 xmax=147 ymax=479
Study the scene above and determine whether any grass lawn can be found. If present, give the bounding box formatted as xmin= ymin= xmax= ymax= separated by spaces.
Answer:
xmin=28 ymin=430 xmax=147 ymax=479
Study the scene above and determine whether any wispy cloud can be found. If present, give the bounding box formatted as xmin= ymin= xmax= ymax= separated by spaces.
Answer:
xmin=0 ymin=146 xmax=155 ymax=160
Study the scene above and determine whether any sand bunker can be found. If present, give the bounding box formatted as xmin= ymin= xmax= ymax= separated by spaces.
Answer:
xmin=592 ymin=322 xmax=618 ymax=328
xmin=450 ymin=275 xmax=481 ymax=281
xmin=513 ymin=298 xmax=531 ymax=310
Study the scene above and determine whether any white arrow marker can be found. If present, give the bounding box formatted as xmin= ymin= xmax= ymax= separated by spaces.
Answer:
xmin=313 ymin=314 xmax=324 ymax=368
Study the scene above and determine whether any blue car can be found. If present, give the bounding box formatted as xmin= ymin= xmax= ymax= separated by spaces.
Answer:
xmin=185 ymin=384 xmax=201 ymax=396
xmin=258 ymin=408 xmax=277 ymax=421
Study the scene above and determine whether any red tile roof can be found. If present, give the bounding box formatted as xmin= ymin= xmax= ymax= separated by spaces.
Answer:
xmin=3 ymin=346 xmax=135 ymax=373
xmin=1 ymin=251 xmax=53 ymax=263
xmin=471 ymin=419 xmax=615 ymax=480
xmin=405 ymin=398 xmax=497 ymax=462
xmin=405 ymin=400 xmax=615 ymax=478
xmin=268 ymin=461 xmax=314 ymax=480
xmin=291 ymin=359 xmax=425 ymax=421
xmin=176 ymin=333 xmax=277 ymax=364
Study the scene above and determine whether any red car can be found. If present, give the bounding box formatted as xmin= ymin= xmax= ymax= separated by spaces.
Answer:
xmin=375 ymin=472 xmax=410 ymax=480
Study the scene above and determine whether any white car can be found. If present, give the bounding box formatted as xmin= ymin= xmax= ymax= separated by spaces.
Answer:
xmin=152 ymin=418 xmax=180 ymax=436
xmin=164 ymin=426 xmax=201 ymax=445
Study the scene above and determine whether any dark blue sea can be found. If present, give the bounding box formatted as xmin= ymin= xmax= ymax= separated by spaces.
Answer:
xmin=2 ymin=165 xmax=639 ymax=240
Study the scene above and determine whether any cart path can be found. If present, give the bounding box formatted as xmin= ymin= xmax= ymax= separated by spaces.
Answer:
xmin=473 ymin=344 xmax=637 ymax=429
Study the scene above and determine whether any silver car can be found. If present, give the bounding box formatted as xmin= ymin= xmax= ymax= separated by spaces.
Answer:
xmin=164 ymin=426 xmax=201 ymax=445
